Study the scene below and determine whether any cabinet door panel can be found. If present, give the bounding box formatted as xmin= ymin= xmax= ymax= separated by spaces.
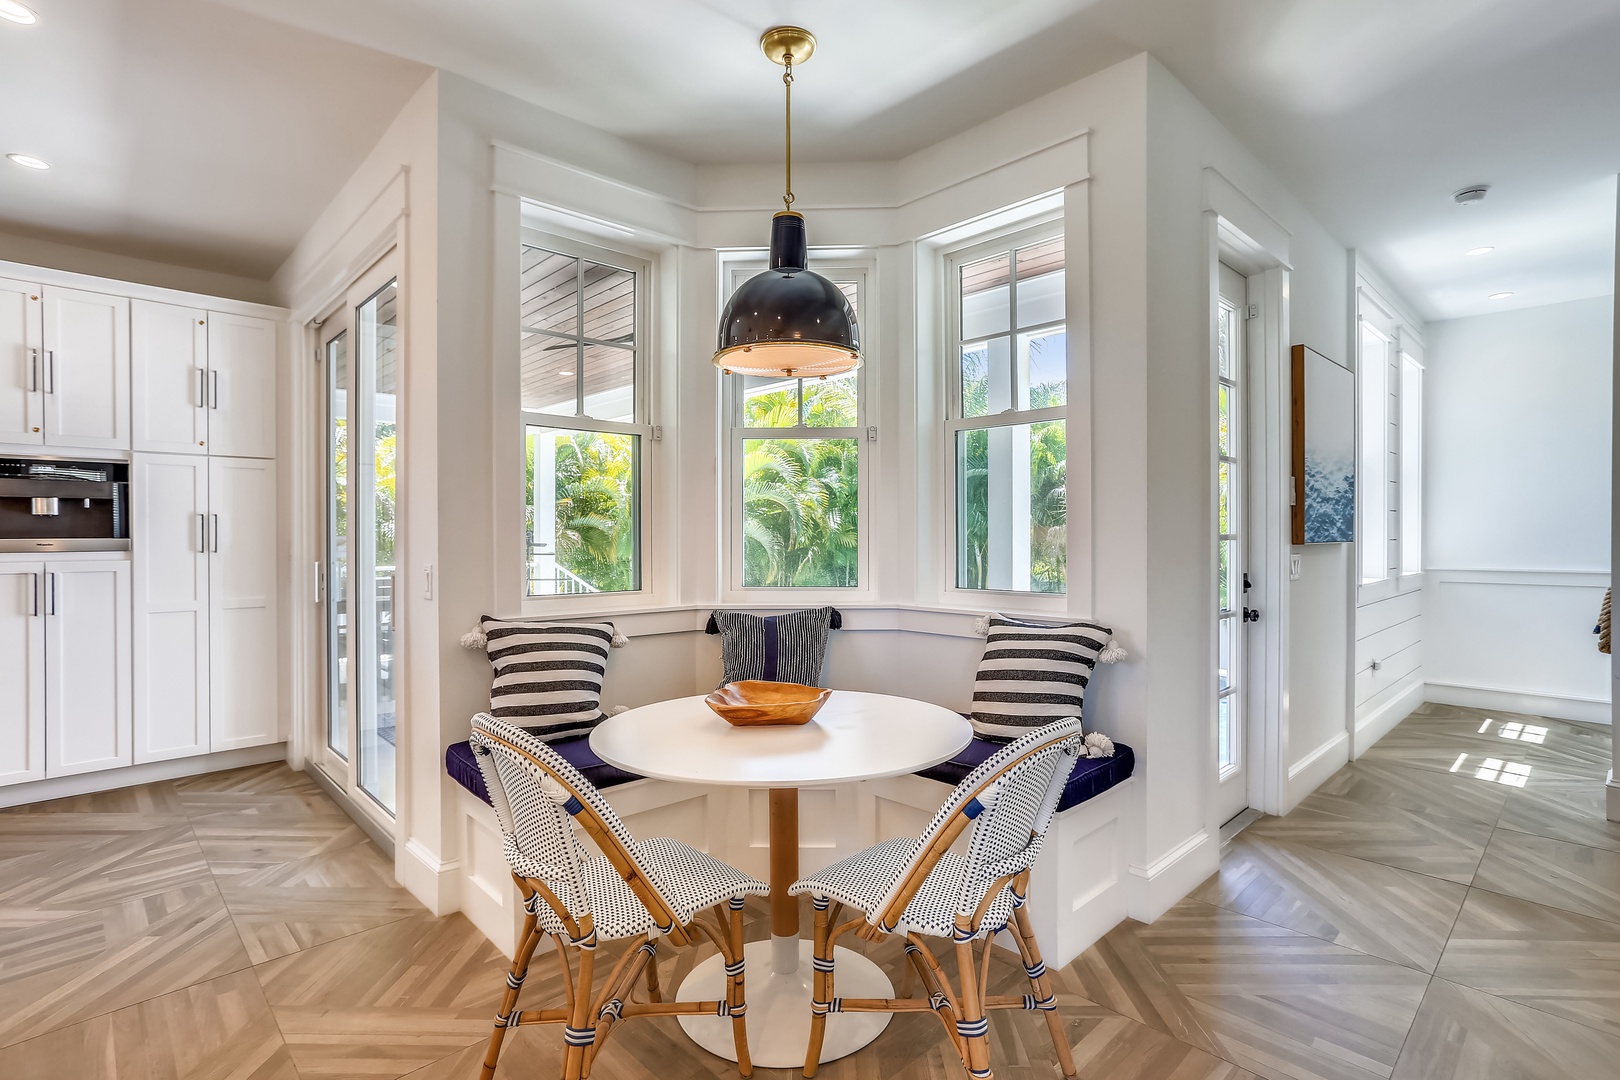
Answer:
xmin=132 ymin=301 xmax=208 ymax=454
xmin=133 ymin=455 xmax=210 ymax=762
xmin=0 ymin=563 xmax=45 ymax=786
xmin=209 ymin=457 xmax=278 ymax=750
xmin=44 ymin=559 xmax=132 ymax=777
xmin=207 ymin=313 xmax=276 ymax=459
xmin=43 ymin=287 xmax=130 ymax=450
xmin=0 ymin=277 xmax=44 ymax=446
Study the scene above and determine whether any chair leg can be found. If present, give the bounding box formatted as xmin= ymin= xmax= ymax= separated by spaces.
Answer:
xmin=480 ymin=912 xmax=543 ymax=1080
xmin=954 ymin=937 xmax=993 ymax=1080
xmin=563 ymin=936 xmax=597 ymax=1080
xmin=643 ymin=940 xmax=662 ymax=1003
xmin=803 ymin=897 xmax=833 ymax=1078
xmin=727 ymin=899 xmax=753 ymax=1077
xmin=1010 ymin=903 xmax=1077 ymax=1080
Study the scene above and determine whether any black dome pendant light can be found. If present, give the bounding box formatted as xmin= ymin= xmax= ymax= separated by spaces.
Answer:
xmin=713 ymin=26 xmax=861 ymax=379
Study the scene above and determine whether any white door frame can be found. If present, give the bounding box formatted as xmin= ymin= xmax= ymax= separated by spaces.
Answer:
xmin=1204 ymin=194 xmax=1293 ymax=821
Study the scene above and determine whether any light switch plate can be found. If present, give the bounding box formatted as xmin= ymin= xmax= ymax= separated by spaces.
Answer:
xmin=1289 ymin=553 xmax=1302 ymax=580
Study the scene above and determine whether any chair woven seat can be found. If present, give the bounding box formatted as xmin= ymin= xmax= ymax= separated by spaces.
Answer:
xmin=790 ymin=837 xmax=1019 ymax=941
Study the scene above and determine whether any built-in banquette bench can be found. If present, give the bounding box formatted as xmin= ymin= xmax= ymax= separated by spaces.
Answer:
xmin=446 ymin=721 xmax=1135 ymax=966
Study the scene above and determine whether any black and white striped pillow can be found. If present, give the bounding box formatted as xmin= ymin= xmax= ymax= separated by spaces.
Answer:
xmin=480 ymin=618 xmax=620 ymax=741
xmin=970 ymin=615 xmax=1112 ymax=741
xmin=707 ymin=607 xmax=839 ymax=687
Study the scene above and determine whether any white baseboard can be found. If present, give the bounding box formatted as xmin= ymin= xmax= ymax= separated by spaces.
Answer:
xmin=1128 ymin=828 xmax=1215 ymax=924
xmin=1425 ymin=681 xmax=1611 ymax=726
xmin=1285 ymin=732 xmax=1349 ymax=811
xmin=400 ymin=836 xmax=462 ymax=917
xmin=1353 ymin=678 xmax=1427 ymax=757
xmin=0 ymin=743 xmax=287 ymax=809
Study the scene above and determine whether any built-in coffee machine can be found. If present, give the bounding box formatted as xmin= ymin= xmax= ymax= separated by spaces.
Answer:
xmin=0 ymin=456 xmax=131 ymax=552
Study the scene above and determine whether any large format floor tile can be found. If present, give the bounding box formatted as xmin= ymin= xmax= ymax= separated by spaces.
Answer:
xmin=1247 ymin=794 xmax=1493 ymax=884
xmin=1304 ymin=758 xmax=1510 ymax=827
xmin=1435 ymin=887 xmax=1620 ymax=1038
xmin=1471 ymin=829 xmax=1620 ymax=923
xmin=256 ymin=911 xmax=514 ymax=1080
xmin=0 ymin=879 xmax=251 ymax=1048
xmin=0 ymin=968 xmax=298 ymax=1080
xmin=1496 ymin=779 xmax=1620 ymax=852
xmin=1192 ymin=833 xmax=1467 ymax=971
xmin=1391 ymin=977 xmax=1620 ymax=1080
xmin=1070 ymin=899 xmax=1431 ymax=1080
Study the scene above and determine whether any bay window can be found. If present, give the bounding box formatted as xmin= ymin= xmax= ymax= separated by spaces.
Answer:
xmin=521 ymin=237 xmax=649 ymax=597
xmin=946 ymin=224 xmax=1068 ymax=594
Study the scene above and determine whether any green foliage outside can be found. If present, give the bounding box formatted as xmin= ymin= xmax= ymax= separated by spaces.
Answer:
xmin=740 ymin=377 xmax=859 ymax=587
xmin=526 ymin=429 xmax=639 ymax=594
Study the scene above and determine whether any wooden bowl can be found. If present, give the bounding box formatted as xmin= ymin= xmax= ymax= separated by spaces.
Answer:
xmin=705 ymin=681 xmax=831 ymax=727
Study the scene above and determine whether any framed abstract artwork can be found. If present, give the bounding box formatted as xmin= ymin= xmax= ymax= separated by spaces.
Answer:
xmin=1291 ymin=344 xmax=1355 ymax=544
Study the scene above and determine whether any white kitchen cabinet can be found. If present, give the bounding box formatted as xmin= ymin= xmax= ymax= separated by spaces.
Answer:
xmin=133 ymin=456 xmax=210 ymax=762
xmin=207 ymin=313 xmax=276 ymax=459
xmin=0 ymin=563 xmax=46 ymax=786
xmin=0 ymin=277 xmax=44 ymax=446
xmin=43 ymin=559 xmax=132 ymax=777
xmin=132 ymin=300 xmax=209 ymax=455
xmin=208 ymin=456 xmax=278 ymax=751
xmin=42 ymin=286 xmax=129 ymax=451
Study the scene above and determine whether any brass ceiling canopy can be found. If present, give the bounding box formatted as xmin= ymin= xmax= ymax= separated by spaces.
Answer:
xmin=759 ymin=26 xmax=816 ymax=67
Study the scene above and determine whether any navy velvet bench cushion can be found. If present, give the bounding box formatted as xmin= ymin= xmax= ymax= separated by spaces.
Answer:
xmin=445 ymin=732 xmax=644 ymax=805
xmin=917 ymin=735 xmax=1135 ymax=813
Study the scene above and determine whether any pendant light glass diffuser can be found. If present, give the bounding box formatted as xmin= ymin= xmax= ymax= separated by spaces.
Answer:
xmin=713 ymin=27 xmax=861 ymax=378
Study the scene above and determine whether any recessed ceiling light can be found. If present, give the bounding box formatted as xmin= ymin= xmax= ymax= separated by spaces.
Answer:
xmin=0 ymin=1 xmax=38 ymax=25
xmin=557 ymin=369 xmax=573 ymax=375
xmin=6 ymin=153 xmax=50 ymax=170
xmin=1466 ymin=246 xmax=1494 ymax=257
xmin=1489 ymin=292 xmax=1513 ymax=300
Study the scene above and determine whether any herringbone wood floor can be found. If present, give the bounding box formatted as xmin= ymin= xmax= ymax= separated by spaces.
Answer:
xmin=1 ymin=703 xmax=1618 ymax=1079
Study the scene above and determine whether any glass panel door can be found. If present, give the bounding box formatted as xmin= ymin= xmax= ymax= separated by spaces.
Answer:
xmin=318 ymin=260 xmax=399 ymax=819
xmin=325 ymin=324 xmax=349 ymax=760
xmin=1215 ymin=261 xmax=1249 ymax=823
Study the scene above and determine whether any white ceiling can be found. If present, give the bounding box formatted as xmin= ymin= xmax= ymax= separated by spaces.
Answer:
xmin=0 ymin=0 xmax=428 ymax=280
xmin=3 ymin=0 xmax=1616 ymax=319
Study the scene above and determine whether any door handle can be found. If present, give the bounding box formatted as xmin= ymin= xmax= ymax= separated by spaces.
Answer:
xmin=45 ymin=350 xmax=55 ymax=394
xmin=197 ymin=369 xmax=207 ymax=408
xmin=197 ymin=513 xmax=207 ymax=553
xmin=30 ymin=572 xmax=39 ymax=617
xmin=46 ymin=572 xmax=55 ymax=617
xmin=210 ymin=370 xmax=218 ymax=409
xmin=211 ymin=513 xmax=219 ymax=553
xmin=27 ymin=347 xmax=38 ymax=392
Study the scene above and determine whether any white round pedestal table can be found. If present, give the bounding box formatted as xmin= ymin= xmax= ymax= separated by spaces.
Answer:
xmin=590 ymin=690 xmax=971 ymax=1069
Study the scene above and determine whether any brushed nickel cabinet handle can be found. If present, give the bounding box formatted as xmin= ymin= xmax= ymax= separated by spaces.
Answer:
xmin=210 ymin=370 xmax=218 ymax=409
xmin=27 ymin=347 xmax=38 ymax=392
xmin=211 ymin=513 xmax=219 ymax=553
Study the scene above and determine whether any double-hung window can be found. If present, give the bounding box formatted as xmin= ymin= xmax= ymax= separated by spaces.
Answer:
xmin=1356 ymin=287 xmax=1423 ymax=598
xmin=945 ymin=223 xmax=1068 ymax=595
xmin=520 ymin=235 xmax=650 ymax=597
xmin=725 ymin=262 xmax=869 ymax=591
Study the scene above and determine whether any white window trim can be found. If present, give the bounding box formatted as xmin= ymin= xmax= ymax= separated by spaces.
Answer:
xmin=718 ymin=255 xmax=877 ymax=603
xmin=940 ymin=218 xmax=1072 ymax=612
xmin=1355 ymin=286 xmax=1423 ymax=605
xmin=519 ymin=228 xmax=657 ymax=614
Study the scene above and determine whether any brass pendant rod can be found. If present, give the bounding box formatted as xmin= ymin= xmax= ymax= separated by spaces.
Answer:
xmin=783 ymin=53 xmax=794 ymax=211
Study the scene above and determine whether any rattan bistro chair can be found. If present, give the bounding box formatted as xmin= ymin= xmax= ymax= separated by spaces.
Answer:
xmin=788 ymin=718 xmax=1084 ymax=1080
xmin=470 ymin=714 xmax=769 ymax=1079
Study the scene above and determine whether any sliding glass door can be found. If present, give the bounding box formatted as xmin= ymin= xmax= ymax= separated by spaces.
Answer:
xmin=319 ymin=256 xmax=399 ymax=817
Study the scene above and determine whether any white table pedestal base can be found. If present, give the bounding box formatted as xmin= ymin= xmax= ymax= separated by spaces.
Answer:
xmin=676 ymin=938 xmax=893 ymax=1068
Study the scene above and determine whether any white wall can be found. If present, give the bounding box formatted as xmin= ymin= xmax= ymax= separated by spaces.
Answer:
xmin=1425 ymin=296 xmax=1613 ymax=723
xmin=0 ymin=227 xmax=275 ymax=305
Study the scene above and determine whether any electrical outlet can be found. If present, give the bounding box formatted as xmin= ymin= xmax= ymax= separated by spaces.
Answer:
xmin=1288 ymin=553 xmax=1302 ymax=580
